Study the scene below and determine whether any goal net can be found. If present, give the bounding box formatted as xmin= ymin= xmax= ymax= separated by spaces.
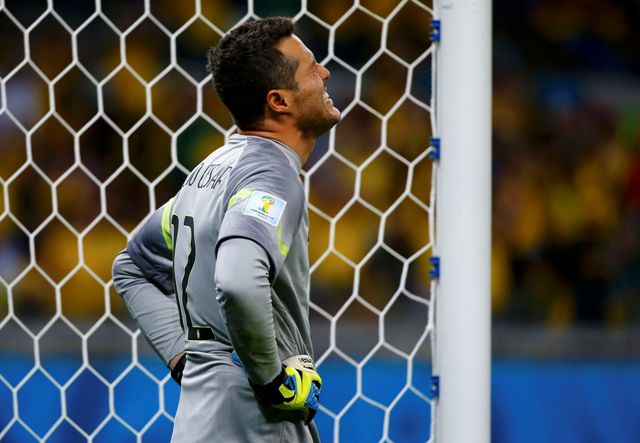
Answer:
xmin=0 ymin=0 xmax=438 ymax=441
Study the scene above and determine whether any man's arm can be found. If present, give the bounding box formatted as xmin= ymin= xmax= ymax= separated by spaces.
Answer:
xmin=215 ymin=237 xmax=280 ymax=384
xmin=112 ymin=200 xmax=186 ymax=381
xmin=216 ymin=237 xmax=321 ymax=422
xmin=112 ymin=250 xmax=185 ymax=372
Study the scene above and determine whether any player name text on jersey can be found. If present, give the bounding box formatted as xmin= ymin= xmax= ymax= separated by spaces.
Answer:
xmin=184 ymin=161 xmax=234 ymax=190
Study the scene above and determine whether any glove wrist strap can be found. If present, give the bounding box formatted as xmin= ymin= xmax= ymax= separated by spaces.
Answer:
xmin=249 ymin=366 xmax=288 ymax=405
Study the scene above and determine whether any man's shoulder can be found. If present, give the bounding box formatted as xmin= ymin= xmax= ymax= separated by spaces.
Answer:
xmin=203 ymin=135 xmax=248 ymax=163
xmin=240 ymin=135 xmax=290 ymax=162
xmin=190 ymin=135 xmax=289 ymax=174
xmin=232 ymin=137 xmax=300 ymax=181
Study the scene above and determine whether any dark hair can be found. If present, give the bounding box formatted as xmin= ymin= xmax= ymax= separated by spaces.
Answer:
xmin=206 ymin=17 xmax=299 ymax=130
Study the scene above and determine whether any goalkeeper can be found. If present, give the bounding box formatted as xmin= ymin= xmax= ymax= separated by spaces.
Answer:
xmin=112 ymin=16 xmax=340 ymax=443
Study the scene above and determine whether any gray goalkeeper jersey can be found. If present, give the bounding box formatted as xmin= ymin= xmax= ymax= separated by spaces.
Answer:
xmin=127 ymin=134 xmax=312 ymax=367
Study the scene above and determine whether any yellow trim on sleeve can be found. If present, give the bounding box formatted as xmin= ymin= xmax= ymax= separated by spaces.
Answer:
xmin=277 ymin=224 xmax=289 ymax=257
xmin=161 ymin=197 xmax=175 ymax=252
xmin=227 ymin=188 xmax=252 ymax=209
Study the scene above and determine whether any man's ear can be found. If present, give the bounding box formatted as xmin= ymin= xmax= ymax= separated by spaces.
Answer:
xmin=266 ymin=89 xmax=292 ymax=114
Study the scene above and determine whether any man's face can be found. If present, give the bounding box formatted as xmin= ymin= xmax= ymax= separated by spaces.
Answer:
xmin=277 ymin=35 xmax=341 ymax=137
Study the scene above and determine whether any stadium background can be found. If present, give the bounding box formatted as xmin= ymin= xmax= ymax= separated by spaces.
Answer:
xmin=0 ymin=0 xmax=639 ymax=442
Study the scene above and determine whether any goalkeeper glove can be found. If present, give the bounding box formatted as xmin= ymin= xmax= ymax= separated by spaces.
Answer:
xmin=232 ymin=352 xmax=322 ymax=424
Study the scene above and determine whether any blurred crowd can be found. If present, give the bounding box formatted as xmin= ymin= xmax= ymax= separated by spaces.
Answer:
xmin=0 ymin=0 xmax=639 ymax=333
xmin=492 ymin=0 xmax=640 ymax=327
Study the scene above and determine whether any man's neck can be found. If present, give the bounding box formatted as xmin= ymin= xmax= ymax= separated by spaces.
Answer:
xmin=238 ymin=127 xmax=315 ymax=166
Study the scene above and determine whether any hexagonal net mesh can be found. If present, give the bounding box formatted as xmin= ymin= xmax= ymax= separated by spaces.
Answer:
xmin=0 ymin=0 xmax=438 ymax=441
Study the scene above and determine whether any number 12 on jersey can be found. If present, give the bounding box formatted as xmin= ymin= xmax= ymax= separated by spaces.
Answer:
xmin=171 ymin=214 xmax=196 ymax=332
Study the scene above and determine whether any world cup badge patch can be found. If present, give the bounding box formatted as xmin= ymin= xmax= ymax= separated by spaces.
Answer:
xmin=243 ymin=191 xmax=287 ymax=226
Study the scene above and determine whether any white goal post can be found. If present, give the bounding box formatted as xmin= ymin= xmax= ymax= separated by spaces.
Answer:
xmin=434 ymin=1 xmax=492 ymax=442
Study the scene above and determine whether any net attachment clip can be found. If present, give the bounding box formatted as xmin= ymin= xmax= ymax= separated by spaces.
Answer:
xmin=429 ymin=256 xmax=440 ymax=279
xmin=430 ymin=19 xmax=441 ymax=42
xmin=430 ymin=375 xmax=440 ymax=398
xmin=428 ymin=137 xmax=440 ymax=160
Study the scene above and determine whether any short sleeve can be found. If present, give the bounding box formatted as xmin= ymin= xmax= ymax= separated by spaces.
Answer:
xmin=217 ymin=169 xmax=304 ymax=281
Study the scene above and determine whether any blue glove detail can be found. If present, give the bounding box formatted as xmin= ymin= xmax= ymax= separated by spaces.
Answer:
xmin=231 ymin=351 xmax=242 ymax=368
xmin=283 ymin=373 xmax=297 ymax=392
xmin=305 ymin=382 xmax=320 ymax=411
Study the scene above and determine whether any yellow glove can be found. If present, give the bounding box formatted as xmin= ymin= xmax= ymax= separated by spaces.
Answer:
xmin=247 ymin=354 xmax=322 ymax=424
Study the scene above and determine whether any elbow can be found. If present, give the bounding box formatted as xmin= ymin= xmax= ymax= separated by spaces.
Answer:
xmin=112 ymin=250 xmax=132 ymax=295
xmin=112 ymin=251 xmax=125 ymax=294
xmin=215 ymin=238 xmax=271 ymax=310
xmin=214 ymin=263 xmax=263 ymax=313
xmin=214 ymin=267 xmax=243 ymax=307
